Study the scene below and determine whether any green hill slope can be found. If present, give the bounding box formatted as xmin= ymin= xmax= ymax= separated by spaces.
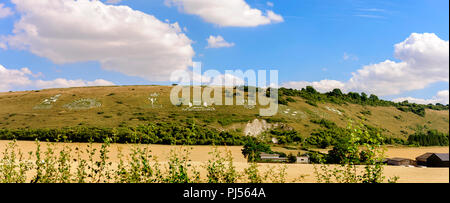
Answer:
xmin=0 ymin=85 xmax=448 ymax=142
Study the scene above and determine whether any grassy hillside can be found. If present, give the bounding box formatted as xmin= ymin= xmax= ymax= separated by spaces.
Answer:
xmin=0 ymin=85 xmax=448 ymax=141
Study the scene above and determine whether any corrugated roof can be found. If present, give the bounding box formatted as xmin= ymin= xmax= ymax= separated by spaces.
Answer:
xmin=432 ymin=153 xmax=449 ymax=161
xmin=416 ymin=153 xmax=433 ymax=161
xmin=260 ymin=153 xmax=280 ymax=159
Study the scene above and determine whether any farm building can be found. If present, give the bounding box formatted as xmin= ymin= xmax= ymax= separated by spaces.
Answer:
xmin=426 ymin=153 xmax=449 ymax=167
xmin=415 ymin=153 xmax=449 ymax=167
xmin=415 ymin=153 xmax=434 ymax=166
xmin=260 ymin=153 xmax=288 ymax=162
xmin=386 ymin=158 xmax=416 ymax=166
xmin=260 ymin=153 xmax=279 ymax=159
xmin=296 ymin=156 xmax=309 ymax=164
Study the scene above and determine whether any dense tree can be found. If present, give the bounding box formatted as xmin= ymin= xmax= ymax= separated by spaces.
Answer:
xmin=408 ymin=130 xmax=449 ymax=146
xmin=287 ymin=154 xmax=297 ymax=163
xmin=271 ymin=87 xmax=448 ymax=117
xmin=269 ymin=129 xmax=303 ymax=144
xmin=306 ymin=119 xmax=386 ymax=149
xmin=241 ymin=140 xmax=272 ymax=162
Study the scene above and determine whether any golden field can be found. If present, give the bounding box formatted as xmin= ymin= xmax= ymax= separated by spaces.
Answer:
xmin=1 ymin=140 xmax=447 ymax=183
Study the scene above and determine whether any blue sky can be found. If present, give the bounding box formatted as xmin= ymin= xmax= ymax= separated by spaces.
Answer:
xmin=0 ymin=0 xmax=448 ymax=104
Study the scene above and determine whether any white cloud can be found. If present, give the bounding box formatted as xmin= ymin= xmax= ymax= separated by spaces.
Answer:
xmin=266 ymin=10 xmax=283 ymax=23
xmin=105 ymin=0 xmax=122 ymax=4
xmin=393 ymin=90 xmax=449 ymax=105
xmin=34 ymin=78 xmax=115 ymax=89
xmin=282 ymin=80 xmax=346 ymax=93
xmin=165 ymin=0 xmax=284 ymax=27
xmin=0 ymin=3 xmax=14 ymax=18
xmin=4 ymin=0 xmax=195 ymax=82
xmin=206 ymin=35 xmax=235 ymax=48
xmin=267 ymin=2 xmax=274 ymax=7
xmin=0 ymin=64 xmax=114 ymax=92
xmin=347 ymin=33 xmax=449 ymax=95
xmin=170 ymin=69 xmax=245 ymax=87
xmin=0 ymin=64 xmax=33 ymax=91
xmin=282 ymin=33 xmax=449 ymax=103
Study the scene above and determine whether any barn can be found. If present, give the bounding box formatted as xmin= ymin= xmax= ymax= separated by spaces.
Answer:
xmin=426 ymin=153 xmax=449 ymax=167
xmin=260 ymin=153 xmax=288 ymax=162
xmin=415 ymin=153 xmax=433 ymax=166
xmin=386 ymin=158 xmax=416 ymax=166
xmin=260 ymin=152 xmax=280 ymax=160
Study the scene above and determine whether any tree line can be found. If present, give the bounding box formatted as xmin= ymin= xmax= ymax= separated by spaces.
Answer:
xmin=305 ymin=119 xmax=448 ymax=149
xmin=268 ymin=86 xmax=448 ymax=117
xmin=407 ymin=129 xmax=449 ymax=146
xmin=0 ymin=122 xmax=254 ymax=146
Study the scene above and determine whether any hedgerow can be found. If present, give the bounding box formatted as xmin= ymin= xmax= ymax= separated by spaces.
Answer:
xmin=0 ymin=122 xmax=255 ymax=146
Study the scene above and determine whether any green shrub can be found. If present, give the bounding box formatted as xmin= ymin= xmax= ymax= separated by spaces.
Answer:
xmin=286 ymin=97 xmax=296 ymax=103
xmin=306 ymin=119 xmax=386 ymax=149
xmin=314 ymin=124 xmax=399 ymax=183
xmin=306 ymin=100 xmax=318 ymax=107
xmin=204 ymin=148 xmax=240 ymax=183
xmin=269 ymin=129 xmax=303 ymax=144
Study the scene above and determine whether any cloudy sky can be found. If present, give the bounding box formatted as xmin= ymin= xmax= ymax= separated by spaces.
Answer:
xmin=0 ymin=0 xmax=448 ymax=104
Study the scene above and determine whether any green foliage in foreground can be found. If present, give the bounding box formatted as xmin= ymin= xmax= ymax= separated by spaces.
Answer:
xmin=305 ymin=119 xmax=386 ymax=149
xmin=313 ymin=124 xmax=399 ymax=183
xmin=0 ymin=122 xmax=254 ymax=146
xmin=0 ymin=140 xmax=298 ymax=183
xmin=0 ymin=123 xmax=399 ymax=183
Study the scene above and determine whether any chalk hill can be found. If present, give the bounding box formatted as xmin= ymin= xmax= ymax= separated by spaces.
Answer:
xmin=0 ymin=85 xmax=448 ymax=140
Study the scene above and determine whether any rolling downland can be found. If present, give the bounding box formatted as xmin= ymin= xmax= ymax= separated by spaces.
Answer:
xmin=0 ymin=85 xmax=448 ymax=142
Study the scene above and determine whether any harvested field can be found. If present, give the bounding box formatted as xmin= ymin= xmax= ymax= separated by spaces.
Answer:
xmin=0 ymin=141 xmax=448 ymax=183
xmin=0 ymin=140 xmax=247 ymax=163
